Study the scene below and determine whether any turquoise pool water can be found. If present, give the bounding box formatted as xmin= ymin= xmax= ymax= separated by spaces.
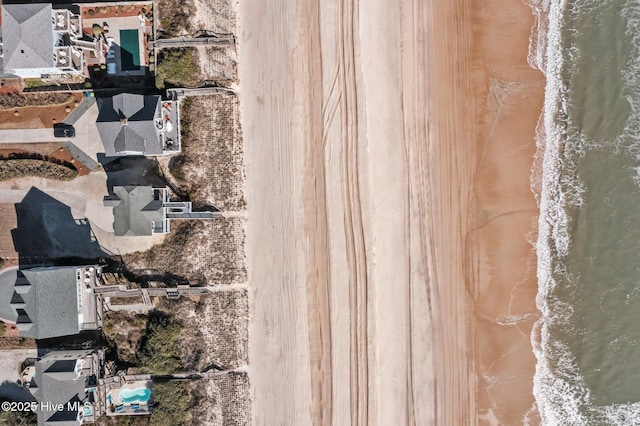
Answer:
xmin=118 ymin=387 xmax=151 ymax=404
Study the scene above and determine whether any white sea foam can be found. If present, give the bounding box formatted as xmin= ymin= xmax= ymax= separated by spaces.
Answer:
xmin=621 ymin=2 xmax=640 ymax=188
xmin=529 ymin=0 xmax=594 ymax=423
xmin=531 ymin=0 xmax=640 ymax=423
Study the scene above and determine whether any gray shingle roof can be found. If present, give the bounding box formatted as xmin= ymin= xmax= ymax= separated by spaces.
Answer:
xmin=33 ymin=350 xmax=95 ymax=426
xmin=0 ymin=268 xmax=18 ymax=323
xmin=108 ymin=186 xmax=163 ymax=236
xmin=96 ymin=94 xmax=163 ymax=157
xmin=13 ymin=267 xmax=81 ymax=340
xmin=2 ymin=4 xmax=54 ymax=71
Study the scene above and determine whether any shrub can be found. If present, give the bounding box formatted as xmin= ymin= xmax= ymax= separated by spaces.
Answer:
xmin=87 ymin=9 xmax=95 ymax=17
xmin=157 ymin=0 xmax=194 ymax=37
xmin=0 ymin=159 xmax=77 ymax=181
xmin=149 ymin=382 xmax=189 ymax=426
xmin=138 ymin=311 xmax=182 ymax=374
xmin=155 ymin=48 xmax=198 ymax=89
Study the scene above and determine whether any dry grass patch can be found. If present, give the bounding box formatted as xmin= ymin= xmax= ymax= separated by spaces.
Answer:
xmin=186 ymin=372 xmax=250 ymax=426
xmin=170 ymin=95 xmax=245 ymax=211
xmin=191 ymin=0 xmax=236 ymax=35
xmin=124 ymin=219 xmax=246 ymax=286
xmin=194 ymin=46 xmax=237 ymax=87
xmin=158 ymin=291 xmax=248 ymax=371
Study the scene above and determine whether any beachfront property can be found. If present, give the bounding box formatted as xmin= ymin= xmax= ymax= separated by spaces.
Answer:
xmin=0 ymin=265 xmax=103 ymax=339
xmin=0 ymin=2 xmax=153 ymax=81
xmin=25 ymin=349 xmax=104 ymax=425
xmin=104 ymin=186 xmax=216 ymax=236
xmin=96 ymin=93 xmax=180 ymax=156
xmin=0 ymin=4 xmax=96 ymax=79
xmin=79 ymin=3 xmax=153 ymax=77
xmin=105 ymin=380 xmax=153 ymax=417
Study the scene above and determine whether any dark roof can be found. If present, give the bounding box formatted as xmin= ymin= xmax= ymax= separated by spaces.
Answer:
xmin=32 ymin=350 xmax=95 ymax=426
xmin=0 ymin=268 xmax=18 ymax=323
xmin=4 ymin=267 xmax=82 ymax=340
xmin=96 ymin=94 xmax=163 ymax=157
xmin=2 ymin=4 xmax=54 ymax=71
xmin=107 ymin=186 xmax=163 ymax=236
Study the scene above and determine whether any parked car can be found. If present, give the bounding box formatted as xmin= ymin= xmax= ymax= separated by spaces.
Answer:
xmin=53 ymin=123 xmax=75 ymax=138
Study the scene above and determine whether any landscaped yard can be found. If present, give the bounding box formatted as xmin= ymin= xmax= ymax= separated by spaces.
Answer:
xmin=0 ymin=92 xmax=82 ymax=129
xmin=0 ymin=159 xmax=77 ymax=182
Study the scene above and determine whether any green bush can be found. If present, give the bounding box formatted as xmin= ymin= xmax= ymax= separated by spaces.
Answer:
xmin=138 ymin=311 xmax=182 ymax=374
xmin=0 ymin=409 xmax=37 ymax=425
xmin=23 ymin=79 xmax=46 ymax=88
xmin=149 ymin=382 xmax=189 ymax=426
xmin=155 ymin=48 xmax=198 ymax=89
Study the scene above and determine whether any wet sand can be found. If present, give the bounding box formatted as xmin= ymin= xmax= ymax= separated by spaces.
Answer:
xmin=469 ymin=0 xmax=545 ymax=424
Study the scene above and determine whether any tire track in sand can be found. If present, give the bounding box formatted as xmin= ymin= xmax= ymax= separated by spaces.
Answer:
xmin=336 ymin=0 xmax=370 ymax=424
xmin=300 ymin=0 xmax=334 ymax=424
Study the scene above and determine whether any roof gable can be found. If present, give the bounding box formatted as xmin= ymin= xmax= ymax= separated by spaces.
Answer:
xmin=114 ymin=125 xmax=147 ymax=153
xmin=113 ymin=93 xmax=145 ymax=118
xmin=110 ymin=186 xmax=163 ymax=236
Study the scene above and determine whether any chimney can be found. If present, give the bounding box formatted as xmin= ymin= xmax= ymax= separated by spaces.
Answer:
xmin=120 ymin=118 xmax=128 ymax=125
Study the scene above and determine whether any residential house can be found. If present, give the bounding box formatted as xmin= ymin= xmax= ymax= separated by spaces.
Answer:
xmin=0 ymin=266 xmax=102 ymax=340
xmin=1 ymin=3 xmax=97 ymax=78
xmin=103 ymin=186 xmax=217 ymax=236
xmin=27 ymin=349 xmax=103 ymax=425
xmin=96 ymin=93 xmax=181 ymax=157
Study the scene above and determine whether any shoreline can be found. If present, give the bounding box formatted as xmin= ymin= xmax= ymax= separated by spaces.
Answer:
xmin=467 ymin=0 xmax=544 ymax=423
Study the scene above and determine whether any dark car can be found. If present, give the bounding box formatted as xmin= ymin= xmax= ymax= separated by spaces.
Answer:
xmin=53 ymin=124 xmax=75 ymax=138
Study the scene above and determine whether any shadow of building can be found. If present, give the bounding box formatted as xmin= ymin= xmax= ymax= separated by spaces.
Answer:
xmin=0 ymin=380 xmax=36 ymax=403
xmin=11 ymin=187 xmax=106 ymax=266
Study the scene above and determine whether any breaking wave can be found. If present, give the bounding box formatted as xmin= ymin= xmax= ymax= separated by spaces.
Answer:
xmin=530 ymin=0 xmax=640 ymax=423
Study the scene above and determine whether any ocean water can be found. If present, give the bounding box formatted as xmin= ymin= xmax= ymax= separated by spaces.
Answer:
xmin=531 ymin=0 xmax=640 ymax=423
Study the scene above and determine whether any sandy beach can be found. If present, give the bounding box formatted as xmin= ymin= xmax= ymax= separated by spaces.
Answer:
xmin=240 ymin=0 xmax=543 ymax=424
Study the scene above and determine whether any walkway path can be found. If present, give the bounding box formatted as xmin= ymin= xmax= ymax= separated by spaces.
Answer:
xmin=152 ymin=36 xmax=235 ymax=49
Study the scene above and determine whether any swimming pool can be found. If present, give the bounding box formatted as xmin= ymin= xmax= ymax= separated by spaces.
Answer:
xmin=119 ymin=29 xmax=140 ymax=71
xmin=118 ymin=387 xmax=151 ymax=404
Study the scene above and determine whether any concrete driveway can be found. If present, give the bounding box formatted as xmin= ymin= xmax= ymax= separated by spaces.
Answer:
xmin=0 ymin=128 xmax=56 ymax=143
xmin=0 ymin=100 xmax=105 ymax=162
xmin=65 ymin=102 xmax=105 ymax=160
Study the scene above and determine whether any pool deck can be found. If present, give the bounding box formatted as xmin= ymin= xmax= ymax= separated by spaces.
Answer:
xmin=82 ymin=15 xmax=150 ymax=76
xmin=105 ymin=379 xmax=153 ymax=416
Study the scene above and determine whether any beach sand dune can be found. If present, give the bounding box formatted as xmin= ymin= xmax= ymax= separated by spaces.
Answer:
xmin=240 ymin=0 xmax=542 ymax=423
